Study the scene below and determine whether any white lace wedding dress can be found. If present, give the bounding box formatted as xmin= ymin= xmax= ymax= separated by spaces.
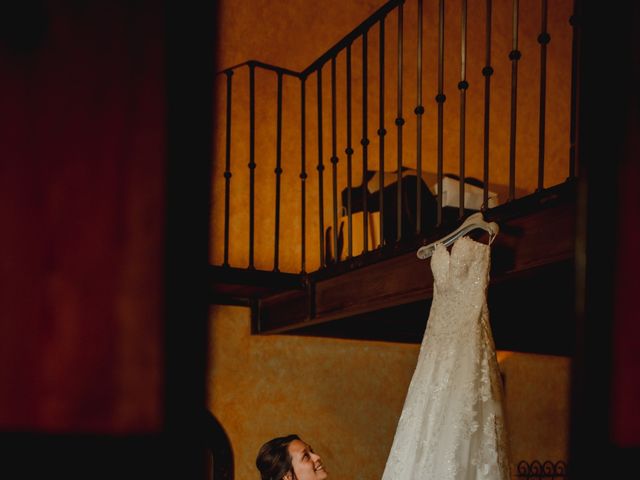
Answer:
xmin=382 ymin=236 xmax=510 ymax=480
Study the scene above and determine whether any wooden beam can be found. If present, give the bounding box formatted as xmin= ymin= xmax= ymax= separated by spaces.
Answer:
xmin=209 ymin=266 xmax=304 ymax=304
xmin=260 ymin=261 xmax=575 ymax=356
xmin=256 ymin=185 xmax=576 ymax=354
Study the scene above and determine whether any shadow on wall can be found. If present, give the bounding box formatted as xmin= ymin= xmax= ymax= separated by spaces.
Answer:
xmin=204 ymin=410 xmax=234 ymax=480
xmin=497 ymin=351 xmax=571 ymax=474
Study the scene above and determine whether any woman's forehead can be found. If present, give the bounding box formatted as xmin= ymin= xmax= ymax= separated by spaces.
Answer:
xmin=288 ymin=439 xmax=309 ymax=455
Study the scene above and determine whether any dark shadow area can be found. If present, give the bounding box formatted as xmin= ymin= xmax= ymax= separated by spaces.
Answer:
xmin=203 ymin=410 xmax=234 ymax=480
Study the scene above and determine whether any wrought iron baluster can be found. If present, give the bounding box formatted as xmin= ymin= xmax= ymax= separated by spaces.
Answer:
xmin=508 ymin=0 xmax=520 ymax=202
xmin=458 ymin=0 xmax=468 ymax=219
xmin=273 ymin=72 xmax=283 ymax=271
xmin=396 ymin=2 xmax=404 ymax=242
xmin=362 ymin=31 xmax=369 ymax=253
xmin=415 ymin=0 xmax=424 ymax=234
xmin=331 ymin=56 xmax=339 ymax=263
xmin=537 ymin=0 xmax=549 ymax=192
xmin=569 ymin=2 xmax=580 ymax=180
xmin=346 ymin=45 xmax=354 ymax=259
xmin=300 ymin=78 xmax=307 ymax=273
xmin=223 ymin=69 xmax=233 ymax=267
xmin=378 ymin=17 xmax=386 ymax=247
xmin=483 ymin=0 xmax=493 ymax=210
xmin=436 ymin=0 xmax=446 ymax=226
xmin=317 ymin=67 xmax=325 ymax=267
xmin=248 ymin=63 xmax=256 ymax=269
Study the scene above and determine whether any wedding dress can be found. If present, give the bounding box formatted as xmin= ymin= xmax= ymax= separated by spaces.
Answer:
xmin=382 ymin=235 xmax=510 ymax=480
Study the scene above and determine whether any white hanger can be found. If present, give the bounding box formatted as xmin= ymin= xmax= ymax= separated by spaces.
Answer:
xmin=416 ymin=212 xmax=499 ymax=260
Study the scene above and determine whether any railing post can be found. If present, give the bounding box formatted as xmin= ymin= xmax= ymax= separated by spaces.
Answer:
xmin=300 ymin=77 xmax=307 ymax=273
xmin=415 ymin=0 xmax=424 ymax=235
xmin=537 ymin=0 xmax=550 ymax=192
xmin=395 ymin=3 xmax=405 ymax=242
xmin=273 ymin=72 xmax=283 ymax=271
xmin=330 ymin=56 xmax=339 ymax=263
xmin=317 ymin=67 xmax=326 ymax=267
xmin=458 ymin=0 xmax=468 ymax=219
xmin=378 ymin=17 xmax=386 ymax=247
xmin=345 ymin=45 xmax=354 ymax=259
xmin=223 ymin=69 xmax=233 ymax=267
xmin=248 ymin=63 xmax=256 ymax=269
xmin=568 ymin=1 xmax=580 ymax=180
xmin=436 ymin=0 xmax=446 ymax=226
xmin=361 ymin=31 xmax=369 ymax=253
xmin=508 ymin=0 xmax=520 ymax=202
xmin=482 ymin=0 xmax=494 ymax=211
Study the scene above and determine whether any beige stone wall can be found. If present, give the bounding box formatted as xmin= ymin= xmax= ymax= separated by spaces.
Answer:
xmin=208 ymin=305 xmax=570 ymax=480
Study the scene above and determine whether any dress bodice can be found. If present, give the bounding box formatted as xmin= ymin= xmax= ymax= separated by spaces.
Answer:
xmin=426 ymin=236 xmax=491 ymax=340
xmin=431 ymin=235 xmax=490 ymax=293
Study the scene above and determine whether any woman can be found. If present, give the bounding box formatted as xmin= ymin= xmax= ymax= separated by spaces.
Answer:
xmin=256 ymin=434 xmax=328 ymax=480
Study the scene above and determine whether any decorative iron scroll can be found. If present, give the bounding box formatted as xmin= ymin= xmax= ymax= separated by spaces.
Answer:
xmin=516 ymin=460 xmax=568 ymax=479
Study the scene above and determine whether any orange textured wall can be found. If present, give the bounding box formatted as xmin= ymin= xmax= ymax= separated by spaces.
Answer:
xmin=498 ymin=351 xmax=571 ymax=471
xmin=208 ymin=306 xmax=570 ymax=479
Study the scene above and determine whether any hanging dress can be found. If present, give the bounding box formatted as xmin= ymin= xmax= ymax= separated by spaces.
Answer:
xmin=382 ymin=235 xmax=510 ymax=480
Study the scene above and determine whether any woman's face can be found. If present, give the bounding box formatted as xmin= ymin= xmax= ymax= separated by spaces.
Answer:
xmin=286 ymin=439 xmax=328 ymax=480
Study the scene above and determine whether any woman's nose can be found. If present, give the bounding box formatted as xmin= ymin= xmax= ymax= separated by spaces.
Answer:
xmin=311 ymin=452 xmax=321 ymax=461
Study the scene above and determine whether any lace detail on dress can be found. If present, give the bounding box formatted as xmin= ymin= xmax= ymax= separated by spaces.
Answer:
xmin=382 ymin=236 xmax=510 ymax=480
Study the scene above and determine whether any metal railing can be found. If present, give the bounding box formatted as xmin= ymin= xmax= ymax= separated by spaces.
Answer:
xmin=214 ymin=0 xmax=580 ymax=274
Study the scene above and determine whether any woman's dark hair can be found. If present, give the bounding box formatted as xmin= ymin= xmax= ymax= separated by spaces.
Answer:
xmin=256 ymin=434 xmax=300 ymax=480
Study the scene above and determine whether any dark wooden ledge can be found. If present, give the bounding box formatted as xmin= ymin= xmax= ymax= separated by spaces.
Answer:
xmin=209 ymin=266 xmax=304 ymax=306
xmin=251 ymin=182 xmax=577 ymax=355
xmin=210 ymin=182 xmax=576 ymax=354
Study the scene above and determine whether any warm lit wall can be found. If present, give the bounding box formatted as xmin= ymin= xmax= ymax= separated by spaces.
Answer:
xmin=211 ymin=0 xmax=575 ymax=273
xmin=497 ymin=351 xmax=571 ymax=471
xmin=208 ymin=305 xmax=418 ymax=479
xmin=208 ymin=305 xmax=570 ymax=479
